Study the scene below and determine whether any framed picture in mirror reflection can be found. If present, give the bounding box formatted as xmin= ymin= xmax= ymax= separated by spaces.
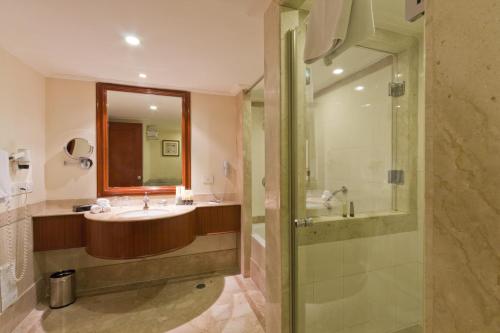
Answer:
xmin=162 ymin=140 xmax=180 ymax=157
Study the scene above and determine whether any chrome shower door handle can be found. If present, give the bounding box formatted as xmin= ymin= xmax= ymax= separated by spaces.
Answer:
xmin=294 ymin=218 xmax=313 ymax=228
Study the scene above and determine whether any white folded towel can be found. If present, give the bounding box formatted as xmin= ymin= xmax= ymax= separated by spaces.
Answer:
xmin=90 ymin=205 xmax=102 ymax=214
xmin=304 ymin=0 xmax=353 ymax=64
xmin=0 ymin=149 xmax=11 ymax=201
xmin=96 ymin=198 xmax=110 ymax=207
xmin=101 ymin=206 xmax=111 ymax=213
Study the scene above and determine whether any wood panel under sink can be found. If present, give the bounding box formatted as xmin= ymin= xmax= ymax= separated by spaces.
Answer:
xmin=33 ymin=214 xmax=86 ymax=251
xmin=197 ymin=205 xmax=241 ymax=235
xmin=85 ymin=210 xmax=197 ymax=259
xmin=32 ymin=204 xmax=241 ymax=259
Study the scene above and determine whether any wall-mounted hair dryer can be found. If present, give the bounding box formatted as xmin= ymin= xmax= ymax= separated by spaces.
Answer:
xmin=9 ymin=149 xmax=31 ymax=169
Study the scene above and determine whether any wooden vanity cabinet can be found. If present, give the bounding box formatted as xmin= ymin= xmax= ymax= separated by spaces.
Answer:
xmin=32 ymin=204 xmax=241 ymax=258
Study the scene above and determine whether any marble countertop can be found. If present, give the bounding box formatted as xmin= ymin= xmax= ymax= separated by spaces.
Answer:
xmin=84 ymin=205 xmax=197 ymax=222
xmin=31 ymin=199 xmax=240 ymax=218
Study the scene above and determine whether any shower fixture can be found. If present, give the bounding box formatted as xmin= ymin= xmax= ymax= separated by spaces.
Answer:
xmin=321 ymin=186 xmax=348 ymax=209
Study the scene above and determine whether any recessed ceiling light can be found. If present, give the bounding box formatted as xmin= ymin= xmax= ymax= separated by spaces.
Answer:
xmin=332 ymin=68 xmax=344 ymax=75
xmin=361 ymin=103 xmax=371 ymax=108
xmin=125 ymin=35 xmax=140 ymax=46
xmin=139 ymin=73 xmax=147 ymax=78
xmin=149 ymin=105 xmax=158 ymax=111
xmin=354 ymin=85 xmax=365 ymax=91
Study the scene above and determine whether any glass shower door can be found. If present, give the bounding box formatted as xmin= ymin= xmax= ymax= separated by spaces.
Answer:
xmin=288 ymin=16 xmax=423 ymax=333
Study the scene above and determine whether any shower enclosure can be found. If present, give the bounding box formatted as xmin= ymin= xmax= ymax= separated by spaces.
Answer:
xmin=282 ymin=4 xmax=425 ymax=333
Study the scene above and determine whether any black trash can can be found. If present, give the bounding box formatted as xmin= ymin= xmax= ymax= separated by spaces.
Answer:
xmin=49 ymin=269 xmax=76 ymax=309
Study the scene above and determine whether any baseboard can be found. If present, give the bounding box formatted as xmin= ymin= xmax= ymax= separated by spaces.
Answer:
xmin=0 ymin=278 xmax=44 ymax=333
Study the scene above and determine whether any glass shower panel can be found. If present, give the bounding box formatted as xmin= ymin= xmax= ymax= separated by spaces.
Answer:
xmin=288 ymin=8 xmax=423 ymax=333
xmin=305 ymin=47 xmax=395 ymax=218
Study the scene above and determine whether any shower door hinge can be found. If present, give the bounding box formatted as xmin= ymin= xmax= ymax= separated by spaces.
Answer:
xmin=294 ymin=218 xmax=313 ymax=228
xmin=388 ymin=170 xmax=405 ymax=185
xmin=389 ymin=81 xmax=406 ymax=97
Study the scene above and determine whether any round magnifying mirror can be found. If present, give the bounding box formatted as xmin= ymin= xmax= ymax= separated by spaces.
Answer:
xmin=64 ymin=138 xmax=93 ymax=159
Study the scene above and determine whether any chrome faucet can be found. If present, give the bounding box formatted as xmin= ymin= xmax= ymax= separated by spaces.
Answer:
xmin=322 ymin=186 xmax=348 ymax=209
xmin=143 ymin=192 xmax=150 ymax=210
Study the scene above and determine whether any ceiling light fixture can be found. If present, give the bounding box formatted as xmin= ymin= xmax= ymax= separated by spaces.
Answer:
xmin=139 ymin=73 xmax=147 ymax=78
xmin=354 ymin=85 xmax=365 ymax=91
xmin=149 ymin=105 xmax=158 ymax=111
xmin=125 ymin=35 xmax=140 ymax=46
xmin=332 ymin=68 xmax=344 ymax=75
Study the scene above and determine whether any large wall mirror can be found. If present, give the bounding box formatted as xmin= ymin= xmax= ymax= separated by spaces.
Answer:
xmin=96 ymin=83 xmax=191 ymax=196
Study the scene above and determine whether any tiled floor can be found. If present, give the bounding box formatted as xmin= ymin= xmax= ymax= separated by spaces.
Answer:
xmin=14 ymin=275 xmax=265 ymax=333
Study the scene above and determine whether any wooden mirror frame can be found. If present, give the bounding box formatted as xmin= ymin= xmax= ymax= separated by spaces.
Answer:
xmin=96 ymin=82 xmax=191 ymax=196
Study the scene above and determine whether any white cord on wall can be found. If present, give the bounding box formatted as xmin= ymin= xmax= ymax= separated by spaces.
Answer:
xmin=5 ymin=189 xmax=30 ymax=282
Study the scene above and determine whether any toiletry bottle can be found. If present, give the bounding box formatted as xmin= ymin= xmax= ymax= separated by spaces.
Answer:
xmin=342 ymin=200 xmax=348 ymax=218
xmin=349 ymin=201 xmax=355 ymax=217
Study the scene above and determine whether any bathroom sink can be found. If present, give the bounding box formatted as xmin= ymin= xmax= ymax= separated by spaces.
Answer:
xmin=117 ymin=209 xmax=170 ymax=218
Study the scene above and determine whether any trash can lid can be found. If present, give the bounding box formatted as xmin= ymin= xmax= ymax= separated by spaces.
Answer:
xmin=50 ymin=269 xmax=76 ymax=279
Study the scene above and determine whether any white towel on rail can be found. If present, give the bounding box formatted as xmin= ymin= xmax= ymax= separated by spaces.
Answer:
xmin=324 ymin=0 xmax=375 ymax=65
xmin=304 ymin=0 xmax=353 ymax=64
xmin=0 ymin=150 xmax=11 ymax=201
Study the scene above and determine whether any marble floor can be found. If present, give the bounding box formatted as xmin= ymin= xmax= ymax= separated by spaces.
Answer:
xmin=14 ymin=275 xmax=265 ymax=333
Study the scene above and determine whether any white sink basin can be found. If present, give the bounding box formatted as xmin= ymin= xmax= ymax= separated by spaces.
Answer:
xmin=117 ymin=209 xmax=170 ymax=218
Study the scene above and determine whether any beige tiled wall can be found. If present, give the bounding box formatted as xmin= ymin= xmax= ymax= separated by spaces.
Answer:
xmin=425 ymin=0 xmax=500 ymax=331
xmin=309 ymin=63 xmax=394 ymax=215
xmin=297 ymin=231 xmax=422 ymax=333
xmin=36 ymin=233 xmax=238 ymax=295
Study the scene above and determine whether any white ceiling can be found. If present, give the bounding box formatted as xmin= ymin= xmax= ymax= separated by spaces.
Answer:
xmin=0 ymin=0 xmax=270 ymax=95
xmin=108 ymin=91 xmax=182 ymax=129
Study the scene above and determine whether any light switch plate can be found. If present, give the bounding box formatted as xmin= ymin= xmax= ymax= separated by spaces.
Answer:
xmin=203 ymin=175 xmax=214 ymax=185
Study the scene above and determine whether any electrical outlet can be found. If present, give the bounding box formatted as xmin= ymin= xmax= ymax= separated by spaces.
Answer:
xmin=203 ymin=175 xmax=214 ymax=185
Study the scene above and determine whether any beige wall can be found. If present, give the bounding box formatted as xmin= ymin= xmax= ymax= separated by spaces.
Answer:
xmin=0 ymin=48 xmax=46 ymax=205
xmin=45 ymin=79 xmax=96 ymax=200
xmin=425 ymin=0 xmax=500 ymax=332
xmin=264 ymin=3 xmax=291 ymax=332
xmin=191 ymin=92 xmax=240 ymax=197
xmin=0 ymin=46 xmax=45 ymax=329
xmin=43 ymin=79 xmax=240 ymax=199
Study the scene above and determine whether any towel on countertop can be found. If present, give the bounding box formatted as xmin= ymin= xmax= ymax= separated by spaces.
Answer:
xmin=304 ymin=0 xmax=353 ymax=64
xmin=96 ymin=198 xmax=110 ymax=207
xmin=90 ymin=205 xmax=102 ymax=214
xmin=0 ymin=150 xmax=12 ymax=201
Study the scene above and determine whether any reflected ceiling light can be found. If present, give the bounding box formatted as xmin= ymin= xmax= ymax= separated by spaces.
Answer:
xmin=332 ymin=68 xmax=344 ymax=75
xmin=138 ymin=73 xmax=147 ymax=78
xmin=125 ymin=35 xmax=140 ymax=46
xmin=149 ymin=105 xmax=158 ymax=111
xmin=361 ymin=103 xmax=371 ymax=108
xmin=354 ymin=85 xmax=365 ymax=91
